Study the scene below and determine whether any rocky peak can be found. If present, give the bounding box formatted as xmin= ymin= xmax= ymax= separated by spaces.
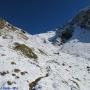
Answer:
xmin=53 ymin=7 xmax=90 ymax=45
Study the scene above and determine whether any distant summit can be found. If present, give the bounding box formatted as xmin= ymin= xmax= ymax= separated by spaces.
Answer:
xmin=72 ymin=6 xmax=90 ymax=29
xmin=54 ymin=6 xmax=90 ymax=45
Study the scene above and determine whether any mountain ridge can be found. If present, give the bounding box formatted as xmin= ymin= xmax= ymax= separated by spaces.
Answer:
xmin=0 ymin=7 xmax=90 ymax=90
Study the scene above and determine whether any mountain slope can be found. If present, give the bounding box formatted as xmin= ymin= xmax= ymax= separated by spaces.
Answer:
xmin=0 ymin=7 xmax=90 ymax=90
xmin=54 ymin=7 xmax=90 ymax=59
xmin=60 ymin=27 xmax=90 ymax=59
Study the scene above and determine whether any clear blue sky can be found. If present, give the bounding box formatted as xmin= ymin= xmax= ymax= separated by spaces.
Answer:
xmin=0 ymin=0 xmax=90 ymax=34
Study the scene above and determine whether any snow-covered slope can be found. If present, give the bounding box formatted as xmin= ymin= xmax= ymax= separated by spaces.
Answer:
xmin=0 ymin=7 xmax=90 ymax=90
xmin=60 ymin=27 xmax=90 ymax=59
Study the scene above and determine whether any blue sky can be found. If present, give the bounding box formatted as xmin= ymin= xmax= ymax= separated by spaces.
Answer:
xmin=0 ymin=0 xmax=90 ymax=34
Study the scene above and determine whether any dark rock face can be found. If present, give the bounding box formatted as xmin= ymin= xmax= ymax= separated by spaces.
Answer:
xmin=54 ymin=23 xmax=74 ymax=44
xmin=59 ymin=23 xmax=74 ymax=42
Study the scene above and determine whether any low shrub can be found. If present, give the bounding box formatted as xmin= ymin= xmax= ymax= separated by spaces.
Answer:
xmin=14 ymin=43 xmax=38 ymax=59
xmin=14 ymin=69 xmax=20 ymax=73
xmin=0 ymin=18 xmax=5 ymax=29
xmin=7 ymin=81 xmax=13 ymax=85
